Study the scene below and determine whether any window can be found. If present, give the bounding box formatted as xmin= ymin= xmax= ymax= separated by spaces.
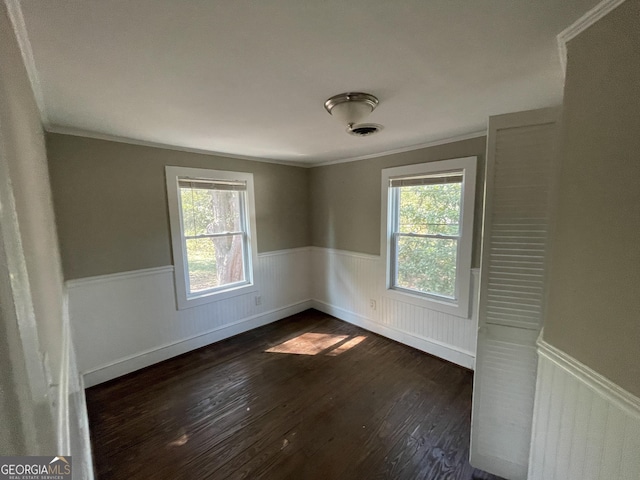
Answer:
xmin=381 ymin=157 xmax=476 ymax=317
xmin=166 ymin=166 xmax=257 ymax=309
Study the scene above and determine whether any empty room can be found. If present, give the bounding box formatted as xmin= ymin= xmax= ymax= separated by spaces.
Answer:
xmin=0 ymin=0 xmax=638 ymax=479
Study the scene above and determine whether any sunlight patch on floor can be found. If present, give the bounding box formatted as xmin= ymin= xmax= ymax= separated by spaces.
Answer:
xmin=265 ymin=332 xmax=348 ymax=355
xmin=265 ymin=332 xmax=368 ymax=356
xmin=326 ymin=336 xmax=367 ymax=356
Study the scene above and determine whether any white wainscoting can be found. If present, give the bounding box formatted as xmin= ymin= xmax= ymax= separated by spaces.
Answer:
xmin=68 ymin=248 xmax=311 ymax=387
xmin=68 ymin=246 xmax=478 ymax=388
xmin=310 ymin=247 xmax=479 ymax=369
xmin=528 ymin=339 xmax=640 ymax=480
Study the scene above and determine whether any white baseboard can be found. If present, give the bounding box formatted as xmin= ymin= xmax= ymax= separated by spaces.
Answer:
xmin=83 ymin=300 xmax=312 ymax=387
xmin=312 ymin=300 xmax=475 ymax=370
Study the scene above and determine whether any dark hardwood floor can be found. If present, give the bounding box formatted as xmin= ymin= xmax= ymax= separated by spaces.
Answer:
xmin=86 ymin=309 xmax=503 ymax=480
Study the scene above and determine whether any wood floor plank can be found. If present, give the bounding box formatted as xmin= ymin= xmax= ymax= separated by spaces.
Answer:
xmin=86 ymin=309 xmax=503 ymax=480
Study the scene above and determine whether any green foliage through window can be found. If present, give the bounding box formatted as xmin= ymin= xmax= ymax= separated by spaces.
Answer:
xmin=179 ymin=185 xmax=246 ymax=294
xmin=392 ymin=180 xmax=462 ymax=298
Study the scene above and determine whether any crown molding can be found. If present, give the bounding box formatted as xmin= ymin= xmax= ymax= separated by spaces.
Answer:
xmin=4 ymin=0 xmax=49 ymax=127
xmin=309 ymin=130 xmax=486 ymax=168
xmin=557 ymin=0 xmax=628 ymax=75
xmin=45 ymin=126 xmax=308 ymax=168
xmin=47 ymin=125 xmax=488 ymax=170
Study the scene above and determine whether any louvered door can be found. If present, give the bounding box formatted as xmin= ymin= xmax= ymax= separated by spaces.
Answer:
xmin=470 ymin=108 xmax=559 ymax=479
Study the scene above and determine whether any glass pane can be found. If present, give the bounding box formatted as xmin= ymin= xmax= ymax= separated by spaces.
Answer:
xmin=179 ymin=186 xmax=242 ymax=237
xmin=395 ymin=236 xmax=458 ymax=298
xmin=186 ymin=235 xmax=245 ymax=294
xmin=397 ymin=183 xmax=462 ymax=236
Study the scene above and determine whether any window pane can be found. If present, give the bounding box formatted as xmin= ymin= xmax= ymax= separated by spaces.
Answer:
xmin=397 ymin=183 xmax=462 ymax=236
xmin=179 ymin=187 xmax=242 ymax=236
xmin=185 ymin=235 xmax=245 ymax=294
xmin=395 ymin=236 xmax=458 ymax=298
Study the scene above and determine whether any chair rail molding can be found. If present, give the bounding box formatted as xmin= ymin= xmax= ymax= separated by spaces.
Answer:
xmin=537 ymin=338 xmax=640 ymax=417
xmin=528 ymin=337 xmax=640 ymax=480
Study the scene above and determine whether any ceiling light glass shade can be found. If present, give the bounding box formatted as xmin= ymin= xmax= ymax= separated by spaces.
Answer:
xmin=329 ymin=100 xmax=374 ymax=126
xmin=324 ymin=92 xmax=379 ymax=127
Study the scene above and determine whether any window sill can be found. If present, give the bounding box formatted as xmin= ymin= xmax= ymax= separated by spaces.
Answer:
xmin=383 ymin=286 xmax=471 ymax=319
xmin=176 ymin=282 xmax=258 ymax=310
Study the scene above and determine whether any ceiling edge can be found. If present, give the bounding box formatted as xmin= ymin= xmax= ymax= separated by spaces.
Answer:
xmin=556 ymin=0 xmax=628 ymax=74
xmin=45 ymin=125 xmax=310 ymax=168
xmin=4 ymin=0 xmax=49 ymax=128
xmin=308 ymin=130 xmax=487 ymax=168
xmin=9 ymin=0 xmax=623 ymax=164
xmin=46 ymin=126 xmax=489 ymax=170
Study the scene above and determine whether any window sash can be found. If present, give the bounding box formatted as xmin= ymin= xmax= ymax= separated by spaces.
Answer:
xmin=179 ymin=182 xmax=251 ymax=298
xmin=389 ymin=172 xmax=463 ymax=187
xmin=394 ymin=232 xmax=460 ymax=241
xmin=389 ymin=182 xmax=464 ymax=300
xmin=184 ymin=232 xmax=244 ymax=240
xmin=178 ymin=179 xmax=247 ymax=191
xmin=185 ymin=234 xmax=249 ymax=296
xmin=390 ymin=234 xmax=460 ymax=299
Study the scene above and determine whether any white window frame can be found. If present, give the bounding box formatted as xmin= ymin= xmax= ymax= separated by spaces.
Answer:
xmin=166 ymin=166 xmax=258 ymax=310
xmin=381 ymin=157 xmax=477 ymax=318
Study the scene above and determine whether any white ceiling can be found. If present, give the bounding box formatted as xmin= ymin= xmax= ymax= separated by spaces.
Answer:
xmin=18 ymin=0 xmax=598 ymax=165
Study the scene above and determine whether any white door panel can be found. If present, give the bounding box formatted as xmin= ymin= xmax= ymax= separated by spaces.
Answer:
xmin=470 ymin=108 xmax=559 ymax=479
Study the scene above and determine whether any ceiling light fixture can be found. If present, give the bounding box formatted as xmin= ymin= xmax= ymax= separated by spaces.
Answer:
xmin=324 ymin=92 xmax=383 ymax=137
